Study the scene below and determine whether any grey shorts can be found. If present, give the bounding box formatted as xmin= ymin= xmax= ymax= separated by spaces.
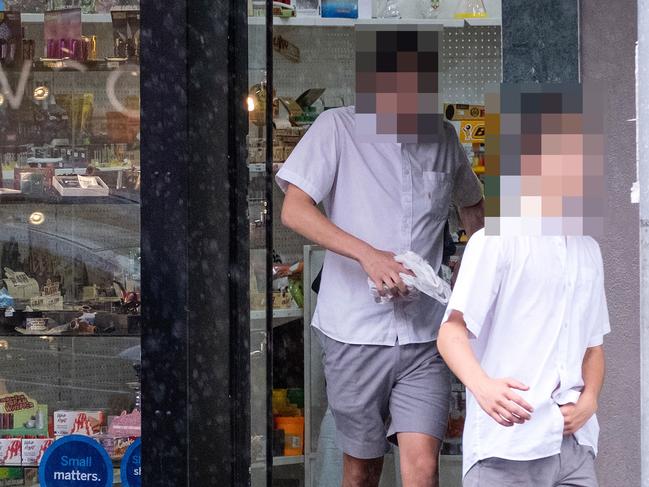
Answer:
xmin=315 ymin=328 xmax=451 ymax=459
xmin=464 ymin=435 xmax=598 ymax=487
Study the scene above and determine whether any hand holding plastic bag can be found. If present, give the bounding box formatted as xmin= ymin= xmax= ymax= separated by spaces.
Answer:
xmin=368 ymin=251 xmax=451 ymax=305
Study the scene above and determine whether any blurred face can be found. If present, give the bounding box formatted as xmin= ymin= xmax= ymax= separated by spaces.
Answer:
xmin=355 ymin=25 xmax=442 ymax=143
xmin=484 ymin=84 xmax=605 ymax=236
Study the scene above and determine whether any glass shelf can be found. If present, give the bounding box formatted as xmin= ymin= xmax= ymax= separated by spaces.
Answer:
xmin=20 ymin=13 xmax=113 ymax=23
xmin=251 ymin=455 xmax=305 ymax=469
xmin=0 ymin=193 xmax=140 ymax=205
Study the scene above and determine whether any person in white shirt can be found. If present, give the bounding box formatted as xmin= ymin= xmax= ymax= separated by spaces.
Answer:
xmin=278 ymin=25 xmax=484 ymax=487
xmin=438 ymin=83 xmax=609 ymax=487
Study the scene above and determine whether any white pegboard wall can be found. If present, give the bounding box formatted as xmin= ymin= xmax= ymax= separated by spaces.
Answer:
xmin=273 ymin=26 xmax=356 ymax=108
xmin=270 ymin=25 xmax=501 ymax=107
xmin=0 ymin=336 xmax=138 ymax=411
xmin=441 ymin=26 xmax=502 ymax=105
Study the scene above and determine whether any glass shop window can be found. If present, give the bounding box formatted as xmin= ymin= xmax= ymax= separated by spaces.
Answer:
xmin=0 ymin=1 xmax=141 ymax=485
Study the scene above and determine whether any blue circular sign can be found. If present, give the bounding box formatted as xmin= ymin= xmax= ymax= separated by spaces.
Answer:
xmin=120 ymin=438 xmax=141 ymax=487
xmin=39 ymin=435 xmax=113 ymax=487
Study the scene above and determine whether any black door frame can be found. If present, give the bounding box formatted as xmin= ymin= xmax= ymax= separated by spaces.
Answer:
xmin=140 ymin=0 xmax=250 ymax=485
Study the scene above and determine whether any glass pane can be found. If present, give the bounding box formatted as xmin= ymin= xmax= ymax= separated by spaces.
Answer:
xmin=248 ymin=4 xmax=269 ymax=487
xmin=0 ymin=1 xmax=140 ymax=485
xmin=266 ymin=7 xmax=501 ymax=487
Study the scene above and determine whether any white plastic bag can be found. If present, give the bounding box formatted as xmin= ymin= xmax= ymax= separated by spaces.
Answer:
xmin=368 ymin=251 xmax=451 ymax=305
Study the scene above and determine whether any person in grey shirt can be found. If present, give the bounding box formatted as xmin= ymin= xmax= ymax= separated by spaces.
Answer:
xmin=278 ymin=26 xmax=484 ymax=487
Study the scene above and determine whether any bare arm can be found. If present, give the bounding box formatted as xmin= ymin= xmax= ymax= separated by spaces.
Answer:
xmin=581 ymin=346 xmax=605 ymax=401
xmin=451 ymin=198 xmax=485 ymax=285
xmin=458 ymin=198 xmax=485 ymax=238
xmin=281 ymin=183 xmax=410 ymax=294
xmin=438 ymin=310 xmax=534 ymax=427
xmin=561 ymin=346 xmax=605 ymax=435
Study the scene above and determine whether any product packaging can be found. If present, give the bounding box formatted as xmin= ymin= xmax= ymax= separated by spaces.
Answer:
xmin=43 ymin=8 xmax=82 ymax=59
xmin=111 ymin=8 xmax=140 ymax=60
xmin=1 ymin=271 xmax=40 ymax=302
xmin=358 ymin=0 xmax=372 ymax=18
xmin=295 ymin=0 xmax=319 ymax=15
xmin=0 ymin=439 xmax=21 ymax=466
xmin=108 ymin=409 xmax=141 ymax=438
xmin=444 ymin=103 xmax=485 ymax=121
xmin=54 ymin=410 xmax=105 ymax=436
xmin=21 ymin=438 xmax=53 ymax=466
xmin=321 ymin=0 xmax=358 ymax=18
xmin=13 ymin=167 xmax=55 ymax=194
xmin=455 ymin=0 xmax=487 ymax=19
xmin=96 ymin=432 xmax=115 ymax=456
xmin=53 ymin=175 xmax=110 ymax=197
xmin=0 ymin=393 xmax=48 ymax=438
xmin=0 ymin=11 xmax=22 ymax=67
xmin=112 ymin=436 xmax=136 ymax=459
xmin=274 ymin=416 xmax=304 ymax=456
xmin=0 ymin=289 xmax=14 ymax=309
xmin=48 ymin=0 xmax=96 ymax=14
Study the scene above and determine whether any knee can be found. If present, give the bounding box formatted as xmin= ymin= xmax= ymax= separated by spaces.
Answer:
xmin=410 ymin=454 xmax=439 ymax=483
xmin=344 ymin=458 xmax=383 ymax=487
xmin=345 ymin=469 xmax=374 ymax=487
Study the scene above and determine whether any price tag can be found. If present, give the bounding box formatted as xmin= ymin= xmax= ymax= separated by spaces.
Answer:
xmin=39 ymin=435 xmax=113 ymax=487
xmin=120 ymin=438 xmax=141 ymax=487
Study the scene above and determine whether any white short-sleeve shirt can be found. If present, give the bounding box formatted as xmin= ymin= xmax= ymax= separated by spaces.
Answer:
xmin=276 ymin=106 xmax=483 ymax=345
xmin=442 ymin=229 xmax=611 ymax=477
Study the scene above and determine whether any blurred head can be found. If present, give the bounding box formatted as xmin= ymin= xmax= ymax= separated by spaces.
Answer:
xmin=484 ymin=83 xmax=605 ymax=236
xmin=355 ymin=24 xmax=443 ymax=143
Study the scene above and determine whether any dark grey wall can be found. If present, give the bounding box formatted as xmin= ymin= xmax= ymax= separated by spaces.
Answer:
xmin=581 ymin=1 xmax=641 ymax=485
xmin=503 ymin=0 xmax=579 ymax=82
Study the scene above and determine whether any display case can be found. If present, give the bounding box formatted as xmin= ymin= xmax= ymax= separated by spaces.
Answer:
xmin=0 ymin=1 xmax=140 ymax=484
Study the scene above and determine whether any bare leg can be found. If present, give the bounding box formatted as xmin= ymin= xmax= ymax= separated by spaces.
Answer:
xmin=342 ymin=453 xmax=384 ymax=487
xmin=397 ymin=433 xmax=442 ymax=487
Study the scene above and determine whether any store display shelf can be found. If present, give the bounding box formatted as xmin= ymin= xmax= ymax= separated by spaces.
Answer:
xmin=252 ymin=455 xmax=305 ymax=469
xmin=251 ymin=307 xmax=303 ymax=323
xmin=0 ymin=331 xmax=139 ymax=338
xmin=464 ymin=17 xmax=502 ymax=26
xmin=2 ymin=60 xmax=131 ymax=73
xmin=0 ymin=192 xmax=140 ymax=205
xmin=248 ymin=16 xmax=501 ymax=28
xmin=21 ymin=13 xmax=113 ymax=23
xmin=249 ymin=162 xmax=284 ymax=174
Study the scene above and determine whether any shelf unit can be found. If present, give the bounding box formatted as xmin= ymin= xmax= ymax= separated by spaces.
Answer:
xmin=250 ymin=307 xmax=304 ymax=328
xmin=248 ymin=15 xmax=501 ymax=28
xmin=252 ymin=455 xmax=305 ymax=469
xmin=249 ymin=162 xmax=284 ymax=174
xmin=20 ymin=13 xmax=113 ymax=23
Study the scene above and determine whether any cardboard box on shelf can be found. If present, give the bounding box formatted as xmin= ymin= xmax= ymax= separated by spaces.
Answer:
xmin=54 ymin=411 xmax=105 ymax=436
xmin=21 ymin=438 xmax=53 ymax=467
xmin=0 ymin=440 xmax=21 ymax=467
xmin=53 ymin=175 xmax=110 ymax=197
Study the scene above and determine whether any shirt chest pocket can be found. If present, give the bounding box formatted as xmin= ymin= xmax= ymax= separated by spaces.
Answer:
xmin=422 ymin=170 xmax=453 ymax=217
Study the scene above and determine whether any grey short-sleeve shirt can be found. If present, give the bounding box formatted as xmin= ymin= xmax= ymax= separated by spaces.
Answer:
xmin=277 ymin=106 xmax=483 ymax=345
